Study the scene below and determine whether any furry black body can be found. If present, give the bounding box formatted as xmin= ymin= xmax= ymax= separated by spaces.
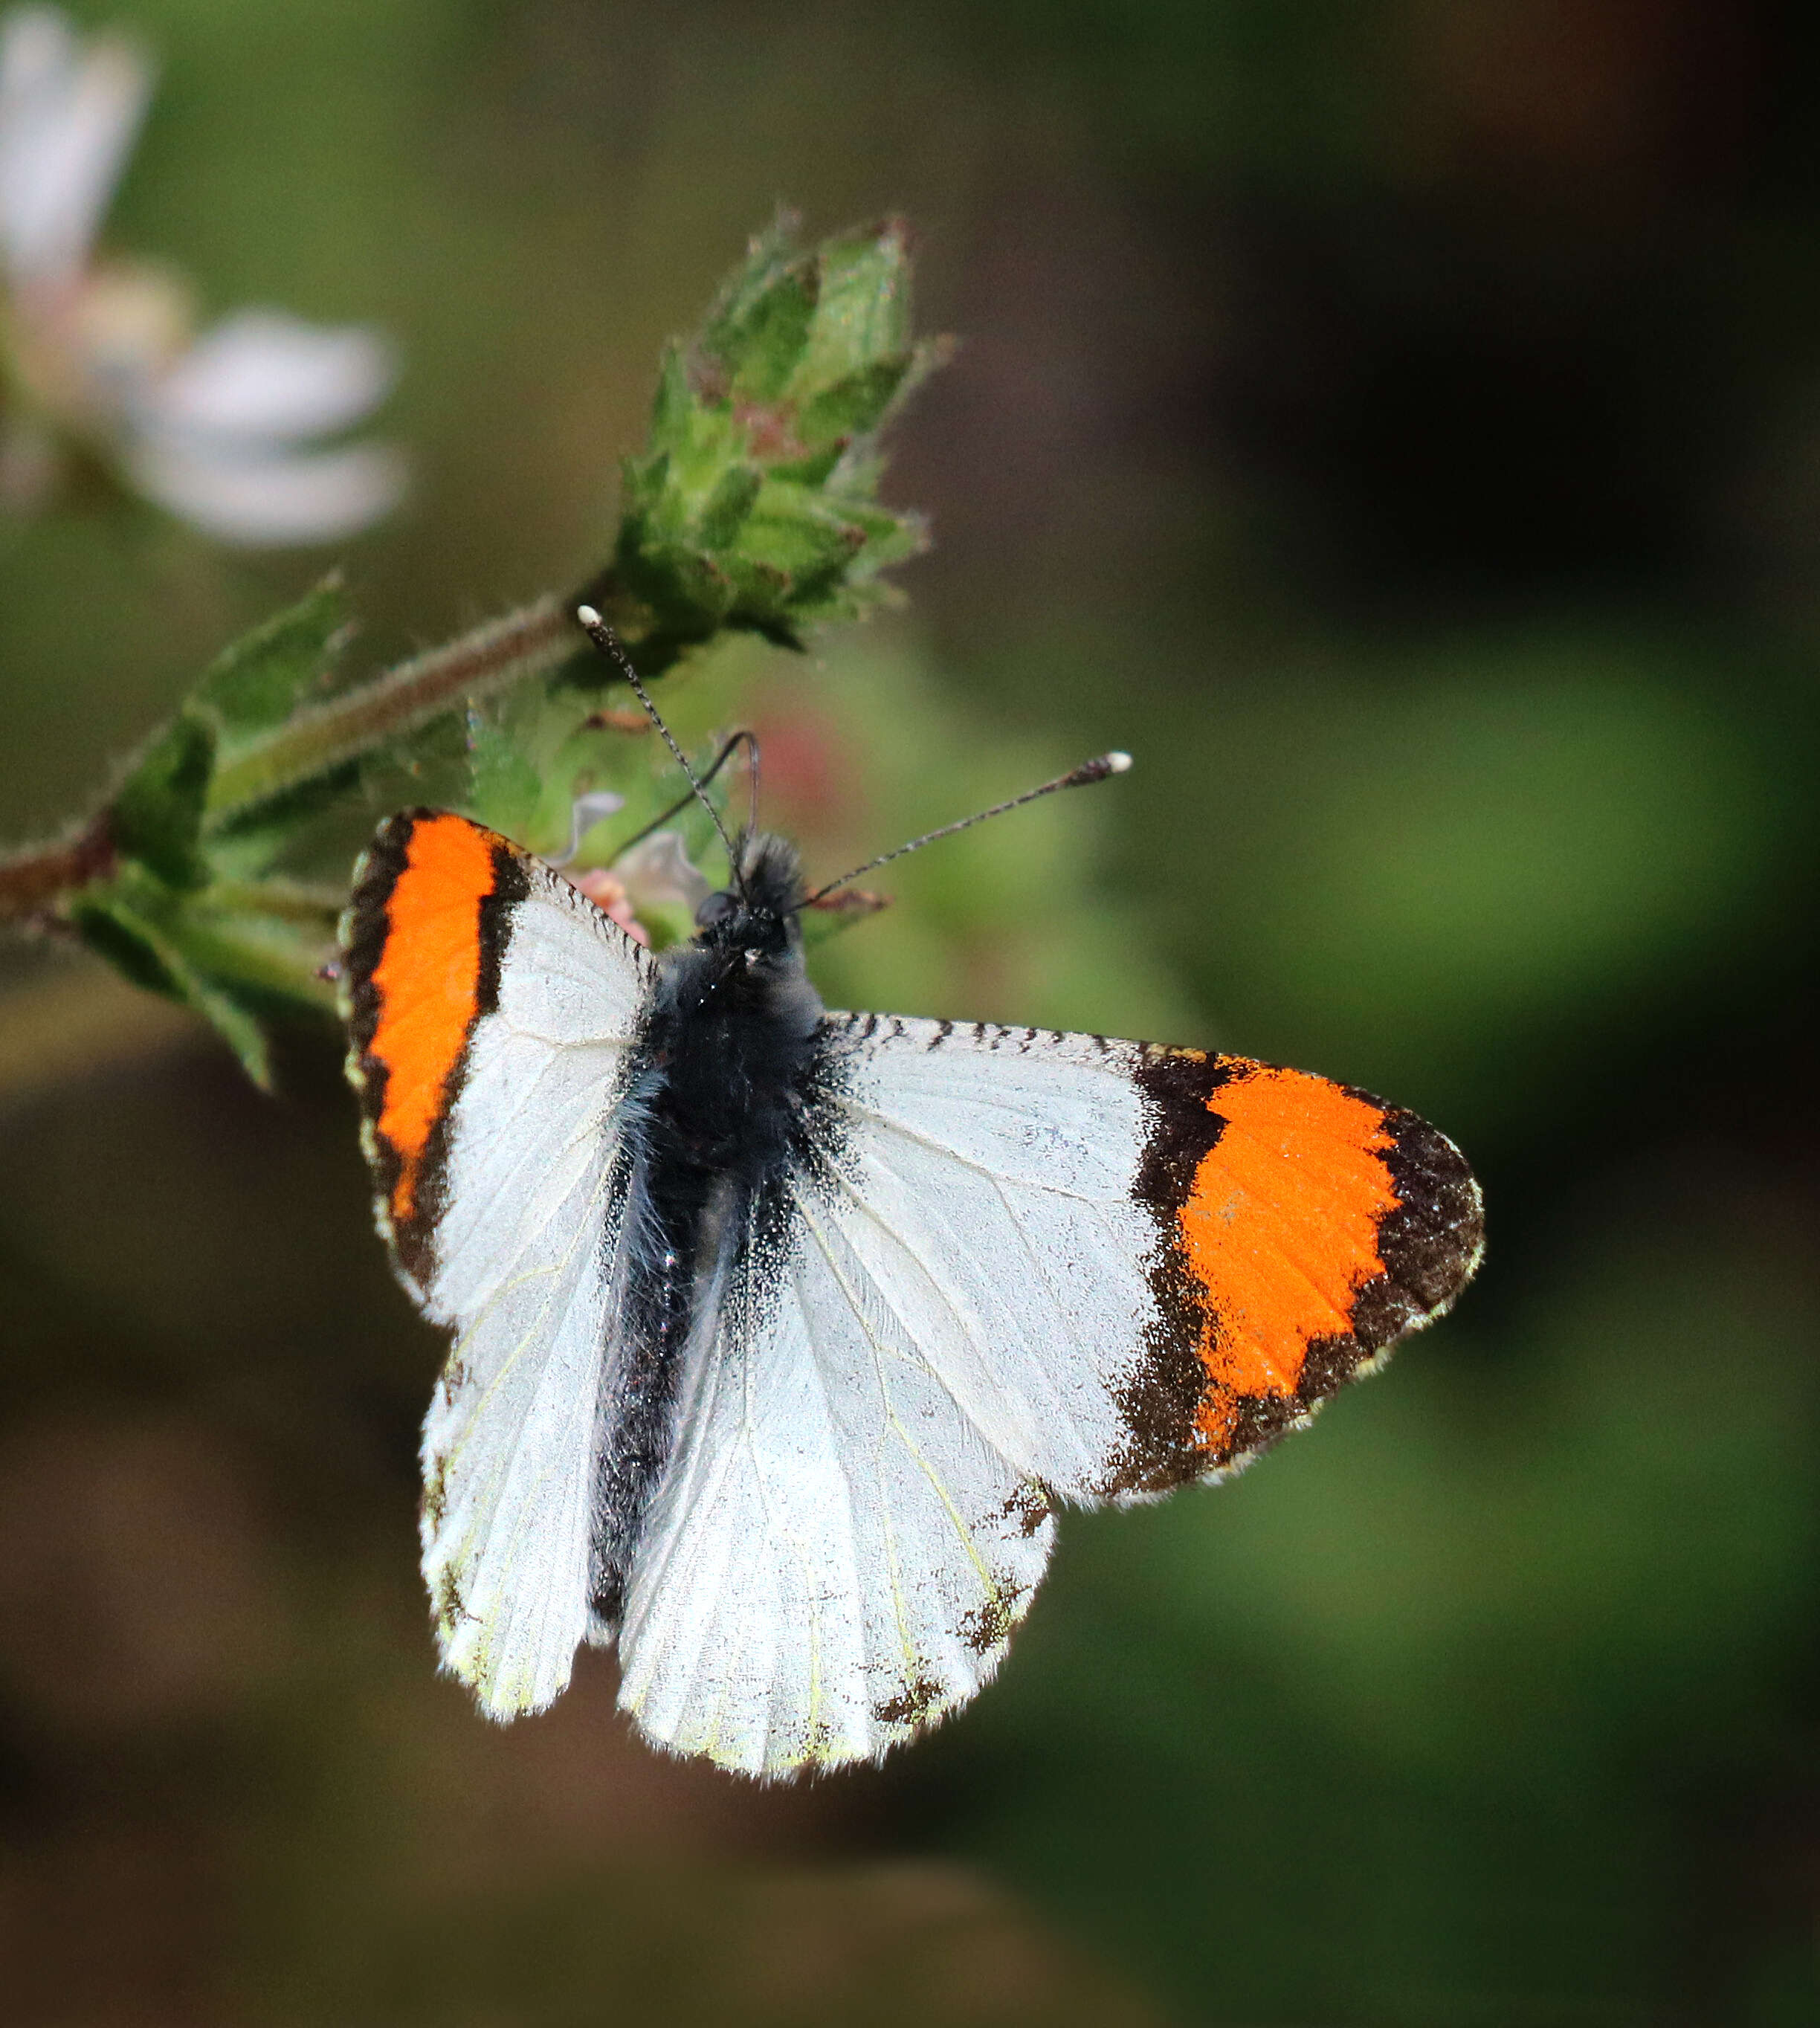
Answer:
xmin=588 ymin=835 xmax=832 ymax=1627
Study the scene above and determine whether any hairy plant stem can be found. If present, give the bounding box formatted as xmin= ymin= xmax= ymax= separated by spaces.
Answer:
xmin=204 ymin=594 xmax=581 ymax=819
xmin=0 ymin=584 xmax=648 ymax=925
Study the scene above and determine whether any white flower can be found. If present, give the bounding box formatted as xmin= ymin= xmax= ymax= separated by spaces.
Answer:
xmin=125 ymin=309 xmax=405 ymax=545
xmin=0 ymin=6 xmax=404 ymax=545
xmin=0 ymin=3 xmax=146 ymax=287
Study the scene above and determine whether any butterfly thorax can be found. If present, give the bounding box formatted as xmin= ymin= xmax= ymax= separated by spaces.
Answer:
xmin=640 ymin=834 xmax=825 ymax=1186
xmin=591 ymin=833 xmax=830 ymax=1624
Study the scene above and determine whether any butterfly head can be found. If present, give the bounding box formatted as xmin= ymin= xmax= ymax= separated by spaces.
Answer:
xmin=692 ymin=832 xmax=806 ymax=971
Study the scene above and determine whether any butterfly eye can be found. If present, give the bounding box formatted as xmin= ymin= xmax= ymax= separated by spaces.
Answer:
xmin=694 ymin=889 xmax=739 ymax=931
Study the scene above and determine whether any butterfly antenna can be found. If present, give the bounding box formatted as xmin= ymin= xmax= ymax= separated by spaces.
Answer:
xmin=606 ymin=729 xmax=758 ymax=864
xmin=800 ymin=751 xmax=1132 ymax=909
xmin=575 ymin=607 xmax=746 ymax=895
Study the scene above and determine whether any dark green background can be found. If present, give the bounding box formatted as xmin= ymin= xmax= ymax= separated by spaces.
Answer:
xmin=2 ymin=4 xmax=1817 ymax=2023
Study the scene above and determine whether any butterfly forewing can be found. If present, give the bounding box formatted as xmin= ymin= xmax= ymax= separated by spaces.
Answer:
xmin=342 ymin=811 xmax=653 ymax=1718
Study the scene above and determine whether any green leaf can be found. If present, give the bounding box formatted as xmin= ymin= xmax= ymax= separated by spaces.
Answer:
xmin=831 ymin=499 xmax=929 ymax=571
xmin=465 ymin=724 xmax=542 ymax=840
xmin=68 ymin=883 xmax=274 ymax=1087
xmin=646 ymin=349 xmax=692 ymax=455
xmin=793 ymin=219 xmax=914 ymax=393
xmin=733 ymin=492 xmax=867 ymax=582
xmin=699 ymin=213 xmax=804 ymax=369
xmin=173 ymin=971 xmax=273 ymax=1089
xmin=202 ymin=760 xmax=362 ymax=868
xmin=793 ymin=357 xmax=914 ymax=451
xmin=713 ymin=265 xmax=819 ymax=403
xmin=164 ymin=897 xmax=335 ymax=1015
xmin=109 ymin=713 xmax=216 ymax=890
xmin=67 ymin=891 xmax=187 ymax=1001
xmin=190 ymin=575 xmax=349 ymax=737
xmin=696 ymin=463 xmax=763 ymax=550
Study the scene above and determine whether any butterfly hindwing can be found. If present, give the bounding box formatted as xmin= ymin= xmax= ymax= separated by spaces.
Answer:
xmin=616 ymin=1172 xmax=1056 ymax=1776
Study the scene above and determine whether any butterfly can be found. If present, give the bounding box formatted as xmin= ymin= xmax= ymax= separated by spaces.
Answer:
xmin=338 ymin=611 xmax=1483 ymax=1779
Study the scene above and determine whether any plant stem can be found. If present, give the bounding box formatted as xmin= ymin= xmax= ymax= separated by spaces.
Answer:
xmin=0 ymin=816 xmax=113 ymax=926
xmin=0 ymin=578 xmax=648 ymax=924
xmin=204 ymin=595 xmax=581 ymax=819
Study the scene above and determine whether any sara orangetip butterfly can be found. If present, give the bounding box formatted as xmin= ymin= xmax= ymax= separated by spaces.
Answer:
xmin=338 ymin=612 xmax=1483 ymax=1778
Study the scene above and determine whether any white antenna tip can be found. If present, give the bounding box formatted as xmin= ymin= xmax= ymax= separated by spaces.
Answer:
xmin=575 ymin=603 xmax=602 ymax=627
xmin=1064 ymin=750 xmax=1134 ymax=788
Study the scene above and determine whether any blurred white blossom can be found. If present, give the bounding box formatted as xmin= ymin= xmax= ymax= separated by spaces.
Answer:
xmin=0 ymin=6 xmax=404 ymax=544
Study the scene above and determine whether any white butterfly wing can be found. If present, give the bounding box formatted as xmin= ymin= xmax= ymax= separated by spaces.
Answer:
xmin=616 ymin=1016 xmax=1158 ymax=1775
xmin=820 ymin=1015 xmax=1159 ymax=1497
xmin=343 ymin=813 xmax=654 ymax=1720
xmin=616 ymin=1178 xmax=1056 ymax=1776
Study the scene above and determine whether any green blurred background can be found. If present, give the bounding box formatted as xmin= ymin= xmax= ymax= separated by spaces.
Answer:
xmin=4 ymin=3 xmax=1819 ymax=2023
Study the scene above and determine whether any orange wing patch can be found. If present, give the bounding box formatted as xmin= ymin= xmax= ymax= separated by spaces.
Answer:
xmin=1178 ymin=1065 xmax=1398 ymax=1450
xmin=361 ymin=813 xmax=500 ymax=1224
xmin=1114 ymin=1042 xmax=1477 ymax=1494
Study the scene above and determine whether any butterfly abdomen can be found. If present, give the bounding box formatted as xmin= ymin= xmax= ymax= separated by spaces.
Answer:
xmin=588 ymin=885 xmax=836 ymax=1628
